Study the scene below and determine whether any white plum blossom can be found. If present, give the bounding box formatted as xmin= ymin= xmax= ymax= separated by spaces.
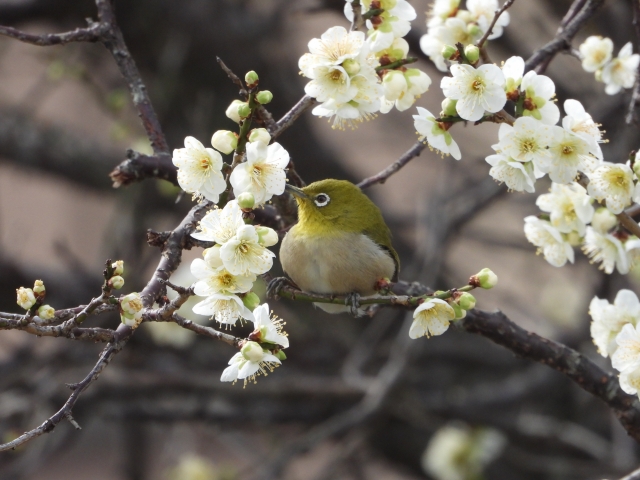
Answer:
xmin=172 ymin=136 xmax=227 ymax=203
xmin=486 ymin=154 xmax=538 ymax=193
xmin=524 ymin=216 xmax=574 ymax=267
xmin=299 ymin=26 xmax=365 ymax=74
xmin=441 ymin=63 xmax=506 ymax=121
xmin=413 ymin=107 xmax=461 ymax=160
xmin=587 ymin=162 xmax=635 ymax=214
xmin=602 ymin=42 xmax=640 ymax=95
xmin=120 ymin=292 xmax=144 ymax=328
xmin=250 ymin=303 xmax=289 ymax=347
xmin=220 ymin=225 xmax=275 ymax=276
xmin=612 ymin=323 xmax=640 ymax=373
xmin=230 ymin=141 xmax=289 ymax=205
xmin=362 ymin=0 xmax=416 ymax=52
xmin=502 ymin=55 xmax=524 ymax=98
xmin=220 ymin=341 xmax=281 ymax=385
xmin=192 ymin=200 xmax=245 ymax=245
xmin=536 ymin=182 xmax=594 ymax=235
xmin=591 ymin=207 xmax=618 ymax=234
xmin=579 ymin=36 xmax=614 ymax=72
xmin=467 ymin=0 xmax=510 ymax=40
xmin=16 ymin=287 xmax=36 ymax=310
xmin=589 ymin=290 xmax=640 ymax=358
xmin=542 ymin=126 xmax=597 ymax=183
xmin=380 ymin=68 xmax=432 ymax=113
xmin=626 ymin=239 xmax=640 ymax=269
xmin=193 ymin=292 xmax=254 ymax=325
xmin=420 ymin=18 xmax=481 ymax=72
xmin=583 ymin=226 xmax=630 ymax=274
xmin=562 ymin=99 xmax=604 ymax=160
xmin=492 ymin=116 xmax=551 ymax=167
xmin=427 ymin=0 xmax=461 ymax=28
xmin=409 ymin=298 xmax=456 ymax=339
xmin=619 ymin=367 xmax=640 ymax=397
xmin=520 ymin=71 xmax=560 ymax=125
xmin=191 ymin=252 xmax=256 ymax=296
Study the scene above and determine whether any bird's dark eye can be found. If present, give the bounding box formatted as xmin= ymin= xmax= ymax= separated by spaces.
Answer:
xmin=314 ymin=193 xmax=330 ymax=207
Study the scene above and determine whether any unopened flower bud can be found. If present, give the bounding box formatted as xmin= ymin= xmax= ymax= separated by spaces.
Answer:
xmin=37 ymin=304 xmax=55 ymax=320
xmin=33 ymin=280 xmax=45 ymax=296
xmin=457 ymin=292 xmax=476 ymax=310
xmin=565 ymin=231 xmax=582 ymax=247
xmin=203 ymin=245 xmax=224 ymax=269
xmin=226 ymin=100 xmax=245 ymax=123
xmin=441 ymin=44 xmax=457 ymax=60
xmin=244 ymin=70 xmax=259 ymax=87
xmin=255 ymin=90 xmax=273 ymax=105
xmin=451 ymin=301 xmax=466 ymax=319
xmin=633 ymin=155 xmax=640 ymax=178
xmin=211 ymin=130 xmax=238 ymax=154
xmin=441 ymin=98 xmax=458 ymax=117
xmin=464 ymin=44 xmax=480 ymax=63
xmin=121 ymin=312 xmax=142 ymax=328
xmin=241 ymin=341 xmax=264 ymax=362
xmin=275 ymin=349 xmax=287 ymax=361
xmin=121 ymin=292 xmax=143 ymax=318
xmin=470 ymin=268 xmax=498 ymax=289
xmin=256 ymin=226 xmax=278 ymax=247
xmin=112 ymin=260 xmax=124 ymax=276
xmin=591 ymin=207 xmax=618 ymax=233
xmin=237 ymin=192 xmax=256 ymax=210
xmin=110 ymin=275 xmax=125 ymax=290
xmin=237 ymin=102 xmax=251 ymax=119
xmin=467 ymin=23 xmax=482 ymax=37
xmin=382 ymin=70 xmax=407 ymax=101
xmin=16 ymin=287 xmax=36 ymax=310
xmin=242 ymin=292 xmax=261 ymax=311
xmin=342 ymin=59 xmax=361 ymax=76
xmin=248 ymin=128 xmax=271 ymax=145
xmin=594 ymin=69 xmax=603 ymax=82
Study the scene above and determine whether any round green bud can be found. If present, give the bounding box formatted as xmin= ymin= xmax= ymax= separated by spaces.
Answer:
xmin=256 ymin=90 xmax=273 ymax=105
xmin=275 ymin=349 xmax=287 ymax=361
xmin=236 ymin=102 xmax=251 ymax=119
xmin=457 ymin=292 xmax=476 ymax=310
xmin=225 ymin=100 xmax=245 ymax=123
xmin=441 ymin=44 xmax=457 ymax=60
xmin=467 ymin=23 xmax=482 ymax=38
xmin=248 ymin=128 xmax=271 ymax=145
xmin=111 ymin=260 xmax=124 ymax=276
xmin=37 ymin=304 xmax=55 ymax=320
xmin=256 ymin=226 xmax=278 ymax=247
xmin=241 ymin=341 xmax=264 ymax=362
xmin=342 ymin=59 xmax=361 ymax=76
xmin=33 ymin=279 xmax=46 ymax=295
xmin=451 ymin=302 xmax=466 ymax=320
xmin=242 ymin=292 xmax=261 ymax=311
xmin=244 ymin=70 xmax=259 ymax=87
xmin=441 ymin=98 xmax=458 ymax=117
xmin=471 ymin=268 xmax=498 ymax=289
xmin=110 ymin=275 xmax=125 ymax=290
xmin=464 ymin=44 xmax=480 ymax=64
xmin=237 ymin=192 xmax=256 ymax=210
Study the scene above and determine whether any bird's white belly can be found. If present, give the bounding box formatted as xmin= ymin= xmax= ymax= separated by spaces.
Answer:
xmin=280 ymin=229 xmax=395 ymax=296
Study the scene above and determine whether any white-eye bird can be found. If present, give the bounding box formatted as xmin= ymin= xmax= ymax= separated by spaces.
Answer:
xmin=274 ymin=179 xmax=399 ymax=315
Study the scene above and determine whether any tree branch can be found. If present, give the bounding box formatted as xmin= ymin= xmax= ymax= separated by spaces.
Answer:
xmin=270 ymin=95 xmax=317 ymax=140
xmin=0 ymin=23 xmax=103 ymax=45
xmin=476 ymin=0 xmax=517 ymax=48
xmin=109 ymin=151 xmax=176 ymax=188
xmin=357 ymin=141 xmax=427 ymax=189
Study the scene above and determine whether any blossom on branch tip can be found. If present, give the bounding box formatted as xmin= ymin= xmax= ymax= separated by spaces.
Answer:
xmin=590 ymin=290 xmax=640 ymax=358
xmin=37 ymin=305 xmax=55 ymax=320
xmin=192 ymin=200 xmax=245 ymax=245
xmin=172 ymin=136 xmax=226 ymax=204
xmin=111 ymin=260 xmax=124 ymax=276
xmin=602 ymin=42 xmax=640 ymax=95
xmin=441 ymin=63 xmax=506 ymax=121
xmin=587 ymin=162 xmax=635 ymax=214
xmin=120 ymin=292 xmax=144 ymax=328
xmin=250 ymin=303 xmax=289 ymax=348
xmin=193 ymin=292 xmax=254 ymax=325
xmin=220 ymin=341 xmax=281 ymax=385
xmin=16 ymin=287 xmax=36 ymax=310
xmin=536 ymin=182 xmax=594 ymax=236
xmin=225 ymin=100 xmax=245 ymax=123
xmin=409 ymin=298 xmax=456 ymax=339
xmin=562 ymin=99 xmax=605 ymax=160
xmin=579 ymin=36 xmax=614 ymax=72
xmin=413 ymin=107 xmax=461 ymax=160
xmin=33 ymin=279 xmax=45 ymax=295
xmin=524 ymin=216 xmax=574 ymax=267
xmin=582 ymin=226 xmax=629 ymax=274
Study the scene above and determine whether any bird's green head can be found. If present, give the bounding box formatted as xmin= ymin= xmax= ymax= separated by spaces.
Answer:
xmin=285 ymin=179 xmax=389 ymax=236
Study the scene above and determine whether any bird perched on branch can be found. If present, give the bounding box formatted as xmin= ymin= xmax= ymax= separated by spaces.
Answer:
xmin=271 ymin=179 xmax=399 ymax=315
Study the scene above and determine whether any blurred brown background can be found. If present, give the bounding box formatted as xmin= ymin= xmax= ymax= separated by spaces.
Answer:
xmin=0 ymin=0 xmax=639 ymax=479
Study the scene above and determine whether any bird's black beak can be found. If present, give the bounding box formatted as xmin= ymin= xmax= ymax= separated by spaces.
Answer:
xmin=285 ymin=183 xmax=308 ymax=200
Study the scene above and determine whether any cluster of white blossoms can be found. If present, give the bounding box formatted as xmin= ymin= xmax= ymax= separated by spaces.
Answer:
xmin=299 ymin=0 xmax=432 ymax=128
xmin=579 ymin=36 xmax=640 ymax=95
xmin=420 ymin=0 xmax=510 ymax=72
xmin=589 ymin=290 xmax=640 ymax=399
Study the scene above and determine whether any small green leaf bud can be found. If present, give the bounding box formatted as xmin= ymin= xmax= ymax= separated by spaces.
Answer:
xmin=255 ymin=90 xmax=273 ymax=105
xmin=451 ymin=302 xmax=466 ymax=320
xmin=464 ymin=44 xmax=480 ymax=64
xmin=441 ymin=44 xmax=457 ymax=60
xmin=275 ymin=349 xmax=287 ymax=361
xmin=237 ymin=192 xmax=256 ymax=210
xmin=256 ymin=226 xmax=278 ymax=247
xmin=211 ymin=130 xmax=238 ymax=154
xmin=248 ymin=128 xmax=271 ymax=145
xmin=470 ymin=268 xmax=498 ymax=289
xmin=33 ymin=279 xmax=46 ymax=295
xmin=441 ymin=98 xmax=458 ymax=117
xmin=342 ymin=58 xmax=361 ymax=76
xmin=591 ymin=207 xmax=618 ymax=234
xmin=236 ymin=102 xmax=251 ymax=119
xmin=110 ymin=275 xmax=125 ymax=290
xmin=112 ymin=260 xmax=124 ymax=276
xmin=467 ymin=23 xmax=482 ymax=38
xmin=241 ymin=341 xmax=264 ymax=362
xmin=37 ymin=304 xmax=55 ymax=320
xmin=457 ymin=292 xmax=476 ymax=310
xmin=225 ymin=100 xmax=245 ymax=123
xmin=16 ymin=287 xmax=36 ymax=310
xmin=242 ymin=292 xmax=261 ymax=311
xmin=244 ymin=70 xmax=259 ymax=87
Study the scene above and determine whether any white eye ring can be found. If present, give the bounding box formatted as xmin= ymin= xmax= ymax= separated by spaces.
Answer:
xmin=314 ymin=193 xmax=330 ymax=207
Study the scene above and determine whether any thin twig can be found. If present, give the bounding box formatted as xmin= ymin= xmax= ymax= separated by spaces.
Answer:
xmin=476 ymin=0 xmax=517 ymax=48
xmin=357 ymin=141 xmax=427 ymax=189
xmin=626 ymin=0 xmax=640 ymax=124
xmin=270 ymin=95 xmax=317 ymax=139
xmin=109 ymin=151 xmax=176 ymax=188
xmin=0 ymin=23 xmax=103 ymax=45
